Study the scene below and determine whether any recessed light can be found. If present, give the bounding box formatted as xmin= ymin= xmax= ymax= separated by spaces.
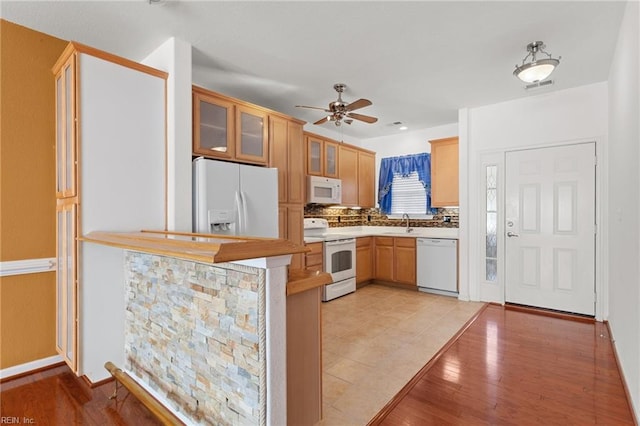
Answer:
xmin=399 ymin=126 xmax=408 ymax=131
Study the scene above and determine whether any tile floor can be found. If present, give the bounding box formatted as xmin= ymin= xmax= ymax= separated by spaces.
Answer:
xmin=319 ymin=284 xmax=484 ymax=425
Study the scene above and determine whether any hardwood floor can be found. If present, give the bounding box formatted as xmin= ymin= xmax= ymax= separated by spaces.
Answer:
xmin=2 ymin=302 xmax=634 ymax=425
xmin=369 ymin=304 xmax=635 ymax=425
xmin=0 ymin=364 xmax=161 ymax=425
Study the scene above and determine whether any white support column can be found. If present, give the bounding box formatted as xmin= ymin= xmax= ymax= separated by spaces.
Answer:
xmin=236 ymin=255 xmax=291 ymax=426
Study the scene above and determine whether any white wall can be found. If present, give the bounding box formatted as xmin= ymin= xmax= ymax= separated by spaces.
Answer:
xmin=607 ymin=0 xmax=640 ymax=418
xmin=143 ymin=37 xmax=193 ymax=232
xmin=462 ymin=82 xmax=608 ymax=308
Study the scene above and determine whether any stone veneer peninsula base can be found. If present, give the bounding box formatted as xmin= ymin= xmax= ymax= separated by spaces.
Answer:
xmin=81 ymin=230 xmax=311 ymax=426
xmin=125 ymin=252 xmax=268 ymax=425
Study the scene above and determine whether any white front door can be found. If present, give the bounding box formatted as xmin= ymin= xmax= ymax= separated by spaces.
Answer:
xmin=505 ymin=143 xmax=596 ymax=315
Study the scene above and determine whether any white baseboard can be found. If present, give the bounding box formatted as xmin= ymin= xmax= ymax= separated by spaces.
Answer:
xmin=0 ymin=355 xmax=64 ymax=380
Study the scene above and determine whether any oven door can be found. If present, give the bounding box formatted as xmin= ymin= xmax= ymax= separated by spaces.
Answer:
xmin=324 ymin=238 xmax=356 ymax=282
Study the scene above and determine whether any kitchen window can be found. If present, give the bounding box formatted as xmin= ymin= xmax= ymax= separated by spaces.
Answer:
xmin=378 ymin=152 xmax=437 ymax=217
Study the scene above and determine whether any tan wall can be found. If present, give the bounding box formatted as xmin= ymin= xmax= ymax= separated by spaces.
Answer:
xmin=0 ymin=20 xmax=67 ymax=368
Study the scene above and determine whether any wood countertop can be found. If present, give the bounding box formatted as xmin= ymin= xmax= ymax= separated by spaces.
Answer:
xmin=286 ymin=269 xmax=332 ymax=296
xmin=81 ymin=230 xmax=308 ymax=264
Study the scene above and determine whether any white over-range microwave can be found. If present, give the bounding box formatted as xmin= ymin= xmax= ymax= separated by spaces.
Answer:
xmin=307 ymin=175 xmax=342 ymax=205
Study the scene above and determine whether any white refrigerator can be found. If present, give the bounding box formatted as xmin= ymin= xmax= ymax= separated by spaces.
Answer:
xmin=193 ymin=157 xmax=279 ymax=238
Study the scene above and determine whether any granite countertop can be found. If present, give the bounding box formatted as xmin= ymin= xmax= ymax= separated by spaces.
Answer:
xmin=304 ymin=226 xmax=459 ymax=243
xmin=82 ymin=230 xmax=308 ymax=264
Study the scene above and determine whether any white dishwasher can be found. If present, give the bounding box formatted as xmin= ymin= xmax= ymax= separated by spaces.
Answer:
xmin=417 ymin=238 xmax=458 ymax=297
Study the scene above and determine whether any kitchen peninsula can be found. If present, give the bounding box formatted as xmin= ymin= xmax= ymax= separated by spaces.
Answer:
xmin=81 ymin=230 xmax=327 ymax=426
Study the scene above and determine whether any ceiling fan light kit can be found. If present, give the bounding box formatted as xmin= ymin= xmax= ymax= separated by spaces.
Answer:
xmin=514 ymin=41 xmax=560 ymax=83
xmin=296 ymin=83 xmax=378 ymax=127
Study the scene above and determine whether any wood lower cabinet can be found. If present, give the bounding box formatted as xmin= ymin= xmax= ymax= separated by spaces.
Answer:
xmin=286 ymin=285 xmax=322 ymax=425
xmin=429 ymin=136 xmax=459 ymax=207
xmin=374 ymin=237 xmax=416 ymax=286
xmin=394 ymin=237 xmax=417 ymax=285
xmin=374 ymin=237 xmax=395 ymax=281
xmin=356 ymin=237 xmax=373 ymax=284
xmin=279 ymin=205 xmax=304 ymax=270
xmin=305 ymin=242 xmax=323 ymax=273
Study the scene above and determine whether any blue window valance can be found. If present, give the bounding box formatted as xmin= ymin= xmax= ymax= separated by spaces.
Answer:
xmin=378 ymin=152 xmax=437 ymax=215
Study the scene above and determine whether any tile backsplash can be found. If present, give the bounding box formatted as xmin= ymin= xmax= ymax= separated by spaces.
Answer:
xmin=304 ymin=206 xmax=459 ymax=228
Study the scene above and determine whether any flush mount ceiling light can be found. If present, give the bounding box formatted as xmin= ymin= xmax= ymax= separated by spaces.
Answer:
xmin=513 ymin=41 xmax=561 ymax=83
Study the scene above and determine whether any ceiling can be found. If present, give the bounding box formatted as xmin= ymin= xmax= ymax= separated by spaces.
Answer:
xmin=1 ymin=1 xmax=627 ymax=141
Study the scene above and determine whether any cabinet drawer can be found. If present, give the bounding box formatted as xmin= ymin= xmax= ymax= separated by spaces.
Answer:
xmin=356 ymin=237 xmax=372 ymax=248
xmin=306 ymin=253 xmax=323 ymax=268
xmin=305 ymin=264 xmax=324 ymax=274
xmin=374 ymin=236 xmax=393 ymax=246
xmin=306 ymin=242 xmax=323 ymax=255
xmin=395 ymin=237 xmax=416 ymax=248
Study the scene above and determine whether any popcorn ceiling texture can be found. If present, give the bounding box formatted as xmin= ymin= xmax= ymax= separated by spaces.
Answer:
xmin=124 ymin=252 xmax=266 ymax=426
xmin=304 ymin=206 xmax=459 ymax=228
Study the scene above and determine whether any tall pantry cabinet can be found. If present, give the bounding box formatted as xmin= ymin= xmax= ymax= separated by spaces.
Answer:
xmin=54 ymin=42 xmax=167 ymax=381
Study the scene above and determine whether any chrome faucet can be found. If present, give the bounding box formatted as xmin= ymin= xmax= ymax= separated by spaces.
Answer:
xmin=402 ymin=213 xmax=413 ymax=233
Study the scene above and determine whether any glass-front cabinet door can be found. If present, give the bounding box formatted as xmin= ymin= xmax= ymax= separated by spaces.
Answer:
xmin=306 ymin=136 xmax=323 ymax=176
xmin=193 ymin=90 xmax=235 ymax=159
xmin=56 ymin=200 xmax=77 ymax=372
xmin=55 ymin=54 xmax=77 ymax=198
xmin=324 ymin=141 xmax=339 ymax=178
xmin=235 ymin=105 xmax=268 ymax=164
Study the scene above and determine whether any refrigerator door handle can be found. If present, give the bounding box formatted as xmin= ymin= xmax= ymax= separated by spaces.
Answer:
xmin=240 ymin=191 xmax=249 ymax=235
xmin=235 ymin=191 xmax=244 ymax=235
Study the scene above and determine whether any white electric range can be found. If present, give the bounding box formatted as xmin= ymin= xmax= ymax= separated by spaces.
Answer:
xmin=303 ymin=219 xmax=356 ymax=301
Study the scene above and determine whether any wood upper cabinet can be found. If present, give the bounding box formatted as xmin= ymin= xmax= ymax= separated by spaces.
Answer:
xmin=270 ymin=115 xmax=305 ymax=270
xmin=235 ymin=104 xmax=269 ymax=164
xmin=193 ymin=87 xmax=235 ymax=160
xmin=338 ymin=144 xmax=359 ymax=206
xmin=358 ymin=150 xmax=376 ymax=208
xmin=356 ymin=237 xmax=373 ymax=284
xmin=374 ymin=236 xmax=416 ymax=285
xmin=304 ymin=132 xmax=376 ymax=207
xmin=324 ymin=141 xmax=339 ymax=178
xmin=306 ymin=134 xmax=339 ymax=178
xmin=429 ymin=136 xmax=459 ymax=207
xmin=193 ymin=86 xmax=270 ymax=165
xmin=286 ymin=121 xmax=305 ymax=204
xmin=55 ymin=52 xmax=77 ymax=198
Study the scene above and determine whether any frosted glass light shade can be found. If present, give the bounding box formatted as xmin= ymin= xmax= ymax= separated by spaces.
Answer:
xmin=514 ymin=58 xmax=559 ymax=83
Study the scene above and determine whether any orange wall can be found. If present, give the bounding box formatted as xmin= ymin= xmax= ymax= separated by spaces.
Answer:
xmin=0 ymin=20 xmax=67 ymax=368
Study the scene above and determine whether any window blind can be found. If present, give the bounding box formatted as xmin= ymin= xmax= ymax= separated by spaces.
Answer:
xmin=390 ymin=171 xmax=427 ymax=215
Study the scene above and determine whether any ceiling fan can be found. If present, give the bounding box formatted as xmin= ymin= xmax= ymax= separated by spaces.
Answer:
xmin=296 ymin=83 xmax=378 ymax=127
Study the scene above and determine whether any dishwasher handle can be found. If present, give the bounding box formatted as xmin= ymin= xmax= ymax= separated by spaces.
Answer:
xmin=417 ymin=238 xmax=457 ymax=247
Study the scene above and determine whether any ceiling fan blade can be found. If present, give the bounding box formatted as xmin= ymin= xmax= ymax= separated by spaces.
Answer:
xmin=314 ymin=116 xmax=330 ymax=125
xmin=344 ymin=119 xmax=353 ymax=125
xmin=347 ymin=112 xmax=378 ymax=124
xmin=345 ymin=98 xmax=372 ymax=111
xmin=296 ymin=105 xmax=330 ymax=112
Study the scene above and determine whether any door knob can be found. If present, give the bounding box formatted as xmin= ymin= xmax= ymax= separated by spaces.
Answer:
xmin=507 ymin=231 xmax=519 ymax=237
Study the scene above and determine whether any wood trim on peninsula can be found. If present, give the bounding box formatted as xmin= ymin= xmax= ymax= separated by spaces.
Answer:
xmin=81 ymin=230 xmax=308 ymax=264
